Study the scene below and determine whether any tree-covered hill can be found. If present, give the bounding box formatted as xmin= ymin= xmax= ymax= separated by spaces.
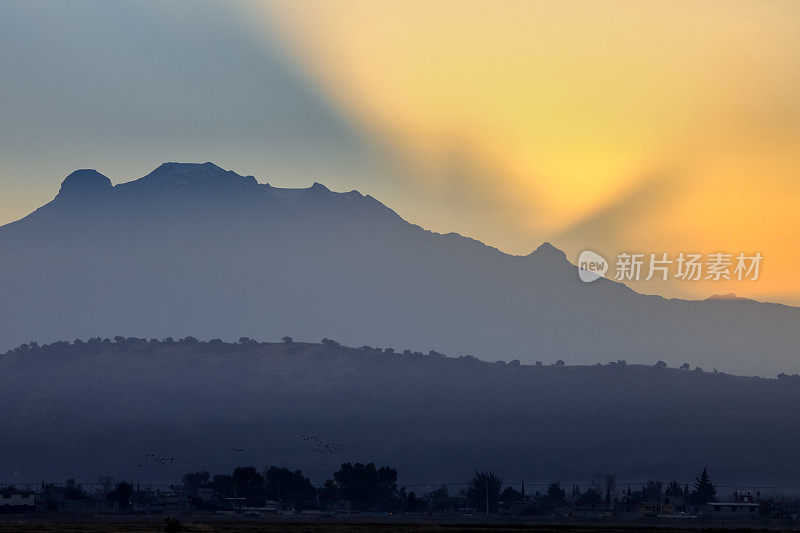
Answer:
xmin=2 ymin=337 xmax=799 ymax=487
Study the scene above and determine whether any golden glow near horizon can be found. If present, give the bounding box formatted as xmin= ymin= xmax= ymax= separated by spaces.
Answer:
xmin=258 ymin=0 xmax=800 ymax=304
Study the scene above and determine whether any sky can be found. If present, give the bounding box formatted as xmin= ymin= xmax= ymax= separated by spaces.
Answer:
xmin=2 ymin=0 xmax=799 ymax=304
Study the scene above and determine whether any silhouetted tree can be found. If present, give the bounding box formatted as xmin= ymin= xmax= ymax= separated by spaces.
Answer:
xmin=502 ymin=486 xmax=522 ymax=502
xmin=107 ymin=481 xmax=133 ymax=510
xmin=430 ymin=485 xmax=449 ymax=514
xmin=576 ymin=487 xmax=603 ymax=506
xmin=642 ymin=480 xmax=663 ymax=502
xmin=98 ymin=475 xmax=115 ymax=494
xmin=318 ymin=479 xmax=338 ymax=510
xmin=263 ymin=466 xmax=316 ymax=510
xmin=467 ymin=471 xmax=502 ymax=513
xmin=405 ymin=490 xmax=419 ymax=512
xmin=40 ymin=484 xmax=61 ymax=511
xmin=604 ymin=474 xmax=617 ymax=504
xmin=692 ymin=467 xmax=716 ymax=505
xmin=282 ymin=336 xmax=293 ymax=344
xmin=182 ymin=471 xmax=210 ymax=494
xmin=232 ymin=466 xmax=264 ymax=505
xmin=665 ymin=481 xmax=684 ymax=496
xmin=211 ymin=474 xmax=234 ymax=498
xmin=333 ymin=462 xmax=397 ymax=510
xmin=64 ymin=479 xmax=86 ymax=500
xmin=546 ymin=482 xmax=565 ymax=510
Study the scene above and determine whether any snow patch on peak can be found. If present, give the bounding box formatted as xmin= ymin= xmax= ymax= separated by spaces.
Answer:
xmin=125 ymin=162 xmax=258 ymax=192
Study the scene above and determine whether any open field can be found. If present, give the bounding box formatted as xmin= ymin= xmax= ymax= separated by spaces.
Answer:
xmin=0 ymin=516 xmax=796 ymax=533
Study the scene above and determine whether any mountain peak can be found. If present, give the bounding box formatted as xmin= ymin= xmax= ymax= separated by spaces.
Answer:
xmin=56 ymin=169 xmax=113 ymax=200
xmin=128 ymin=162 xmax=258 ymax=192
xmin=308 ymin=182 xmax=330 ymax=192
xmin=157 ymin=161 xmax=222 ymax=172
xmin=528 ymin=241 xmax=568 ymax=261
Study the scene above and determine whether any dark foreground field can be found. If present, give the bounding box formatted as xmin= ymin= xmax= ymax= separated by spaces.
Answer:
xmin=0 ymin=516 xmax=796 ymax=533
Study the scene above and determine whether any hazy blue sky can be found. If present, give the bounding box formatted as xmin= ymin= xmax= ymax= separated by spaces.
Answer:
xmin=1 ymin=0 xmax=386 ymax=222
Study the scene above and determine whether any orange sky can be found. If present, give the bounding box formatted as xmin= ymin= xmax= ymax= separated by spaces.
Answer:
xmin=1 ymin=1 xmax=798 ymax=305
xmin=258 ymin=0 xmax=800 ymax=304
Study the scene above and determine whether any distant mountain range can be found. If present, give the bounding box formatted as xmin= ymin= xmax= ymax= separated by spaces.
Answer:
xmin=1 ymin=162 xmax=797 ymax=376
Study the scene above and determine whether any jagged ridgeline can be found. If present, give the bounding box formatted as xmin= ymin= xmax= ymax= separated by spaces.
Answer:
xmin=0 ymin=162 xmax=798 ymax=376
xmin=2 ymin=338 xmax=800 ymax=484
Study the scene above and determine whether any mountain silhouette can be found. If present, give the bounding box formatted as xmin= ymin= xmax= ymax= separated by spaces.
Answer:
xmin=3 ymin=339 xmax=800 ymax=485
xmin=1 ymin=162 xmax=797 ymax=376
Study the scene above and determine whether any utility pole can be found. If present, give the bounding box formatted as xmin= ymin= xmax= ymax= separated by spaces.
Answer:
xmin=486 ymin=480 xmax=489 ymax=515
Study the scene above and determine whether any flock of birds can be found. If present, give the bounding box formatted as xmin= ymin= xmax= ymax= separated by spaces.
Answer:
xmin=138 ymin=453 xmax=176 ymax=468
xmin=135 ymin=436 xmax=341 ymax=469
xmin=300 ymin=433 xmax=341 ymax=455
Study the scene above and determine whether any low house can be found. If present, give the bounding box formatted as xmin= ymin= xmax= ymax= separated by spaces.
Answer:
xmin=705 ymin=502 xmax=759 ymax=518
xmin=663 ymin=493 xmax=685 ymax=512
xmin=572 ymin=504 xmax=614 ymax=518
xmin=0 ymin=488 xmax=36 ymax=512
xmin=326 ymin=499 xmax=352 ymax=514
xmin=151 ymin=490 xmax=191 ymax=513
xmin=500 ymin=499 xmax=532 ymax=515
xmin=195 ymin=485 xmax=215 ymax=503
xmin=239 ymin=500 xmax=280 ymax=515
xmin=224 ymin=496 xmax=247 ymax=511
xmin=635 ymin=501 xmax=675 ymax=516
